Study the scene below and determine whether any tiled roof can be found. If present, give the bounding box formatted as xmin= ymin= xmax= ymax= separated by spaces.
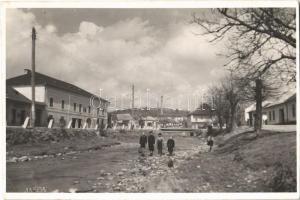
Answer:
xmin=6 ymin=86 xmax=31 ymax=103
xmin=7 ymin=69 xmax=108 ymax=102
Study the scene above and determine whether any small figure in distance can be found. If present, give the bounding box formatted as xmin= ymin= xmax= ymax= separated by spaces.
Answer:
xmin=147 ymin=131 xmax=155 ymax=156
xmin=206 ymin=125 xmax=214 ymax=152
xmin=139 ymin=132 xmax=147 ymax=156
xmin=157 ymin=133 xmax=164 ymax=156
xmin=167 ymin=136 xmax=175 ymax=156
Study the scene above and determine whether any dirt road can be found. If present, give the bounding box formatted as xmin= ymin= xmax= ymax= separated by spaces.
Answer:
xmin=7 ymin=132 xmax=207 ymax=192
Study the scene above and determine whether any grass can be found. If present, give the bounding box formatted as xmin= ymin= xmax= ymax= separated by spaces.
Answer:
xmin=175 ymin=128 xmax=297 ymax=192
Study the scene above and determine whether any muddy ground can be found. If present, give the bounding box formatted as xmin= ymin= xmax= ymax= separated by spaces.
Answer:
xmin=6 ymin=129 xmax=296 ymax=192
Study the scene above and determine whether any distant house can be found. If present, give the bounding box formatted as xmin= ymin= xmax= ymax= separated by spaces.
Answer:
xmin=142 ymin=116 xmax=158 ymax=128
xmin=187 ymin=103 xmax=216 ymax=129
xmin=6 ymin=86 xmax=46 ymax=126
xmin=111 ymin=113 xmax=135 ymax=128
xmin=245 ymin=91 xmax=296 ymax=125
xmin=6 ymin=70 xmax=109 ymax=128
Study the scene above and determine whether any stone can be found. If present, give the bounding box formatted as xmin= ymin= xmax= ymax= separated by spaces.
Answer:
xmin=97 ymin=177 xmax=105 ymax=180
xmin=73 ymin=180 xmax=79 ymax=184
xmin=117 ymin=172 xmax=124 ymax=176
xmin=197 ymin=165 xmax=201 ymax=169
xmin=7 ymin=157 xmax=18 ymax=163
xmin=68 ymin=188 xmax=77 ymax=193
xmin=18 ymin=156 xmax=29 ymax=162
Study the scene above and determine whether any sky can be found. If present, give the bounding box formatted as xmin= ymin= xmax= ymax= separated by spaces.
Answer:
xmin=6 ymin=8 xmax=228 ymax=110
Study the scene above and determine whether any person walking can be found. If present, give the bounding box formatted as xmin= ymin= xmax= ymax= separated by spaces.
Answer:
xmin=157 ymin=133 xmax=164 ymax=156
xmin=139 ymin=132 xmax=147 ymax=156
xmin=167 ymin=136 xmax=175 ymax=156
xmin=147 ymin=131 xmax=155 ymax=156
xmin=206 ymin=125 xmax=214 ymax=152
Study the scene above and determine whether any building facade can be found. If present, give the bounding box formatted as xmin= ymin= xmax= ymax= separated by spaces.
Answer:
xmin=7 ymin=70 xmax=109 ymax=128
xmin=187 ymin=104 xmax=216 ymax=129
xmin=245 ymin=92 xmax=296 ymax=126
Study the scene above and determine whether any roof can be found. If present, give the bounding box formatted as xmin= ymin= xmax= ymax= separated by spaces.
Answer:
xmin=188 ymin=103 xmax=215 ymax=116
xmin=142 ymin=116 xmax=158 ymax=121
xmin=264 ymin=92 xmax=296 ymax=108
xmin=116 ymin=114 xmax=133 ymax=121
xmin=7 ymin=69 xmax=108 ymax=103
xmin=6 ymin=86 xmax=31 ymax=103
xmin=245 ymin=90 xmax=296 ymax=112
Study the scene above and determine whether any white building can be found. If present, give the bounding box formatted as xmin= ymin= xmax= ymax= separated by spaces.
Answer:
xmin=7 ymin=70 xmax=109 ymax=128
xmin=245 ymin=91 xmax=296 ymax=125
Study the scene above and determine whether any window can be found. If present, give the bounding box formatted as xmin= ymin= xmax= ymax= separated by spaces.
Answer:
xmin=83 ymin=107 xmax=86 ymax=113
xmin=272 ymin=110 xmax=275 ymax=120
xmin=292 ymin=104 xmax=296 ymax=118
xmin=269 ymin=111 xmax=272 ymax=121
xmin=73 ymin=103 xmax=77 ymax=111
xmin=97 ymin=108 xmax=100 ymax=115
xmin=50 ymin=97 xmax=54 ymax=107
xmin=12 ymin=109 xmax=16 ymax=124
xmin=88 ymin=106 xmax=91 ymax=113
xmin=79 ymin=104 xmax=82 ymax=112
xmin=61 ymin=100 xmax=65 ymax=109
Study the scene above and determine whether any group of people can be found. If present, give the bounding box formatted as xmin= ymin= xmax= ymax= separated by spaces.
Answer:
xmin=139 ymin=131 xmax=175 ymax=156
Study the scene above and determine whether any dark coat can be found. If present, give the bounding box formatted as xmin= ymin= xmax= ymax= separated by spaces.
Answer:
xmin=167 ymin=139 xmax=175 ymax=149
xmin=148 ymin=135 xmax=155 ymax=145
xmin=139 ymin=135 xmax=147 ymax=148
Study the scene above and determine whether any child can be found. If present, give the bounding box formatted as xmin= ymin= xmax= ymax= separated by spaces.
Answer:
xmin=207 ymin=125 xmax=214 ymax=152
xmin=157 ymin=133 xmax=164 ymax=156
xmin=167 ymin=136 xmax=175 ymax=156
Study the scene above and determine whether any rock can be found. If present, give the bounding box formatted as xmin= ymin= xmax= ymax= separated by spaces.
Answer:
xmin=18 ymin=156 xmax=29 ymax=162
xmin=226 ymin=184 xmax=233 ymax=188
xmin=61 ymin=157 xmax=65 ymax=160
xmin=121 ymin=168 xmax=127 ymax=172
xmin=197 ymin=165 xmax=201 ymax=169
xmin=73 ymin=180 xmax=79 ymax=184
xmin=97 ymin=177 xmax=105 ymax=180
xmin=7 ymin=157 xmax=18 ymax=163
xmin=57 ymin=153 xmax=62 ymax=156
xmin=117 ymin=172 xmax=124 ymax=176
xmin=64 ymin=147 xmax=69 ymax=150
xmin=68 ymin=188 xmax=77 ymax=193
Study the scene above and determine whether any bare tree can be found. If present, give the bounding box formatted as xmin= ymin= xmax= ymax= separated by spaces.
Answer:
xmin=209 ymin=84 xmax=229 ymax=131
xmin=193 ymin=8 xmax=296 ymax=132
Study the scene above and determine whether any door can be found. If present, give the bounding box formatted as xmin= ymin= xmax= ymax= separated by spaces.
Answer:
xmin=20 ymin=110 xmax=26 ymax=125
xmin=35 ymin=109 xmax=42 ymax=126
xmin=279 ymin=109 xmax=285 ymax=124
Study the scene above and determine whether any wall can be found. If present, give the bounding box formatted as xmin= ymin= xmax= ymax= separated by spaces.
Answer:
xmin=13 ymin=85 xmax=45 ymax=102
xmin=45 ymin=86 xmax=108 ymax=128
xmin=6 ymin=127 xmax=98 ymax=146
xmin=264 ymin=100 xmax=296 ymax=125
xmin=6 ymin=100 xmax=30 ymax=126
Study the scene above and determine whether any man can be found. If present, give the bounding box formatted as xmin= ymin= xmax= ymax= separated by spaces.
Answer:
xmin=167 ymin=136 xmax=175 ymax=156
xmin=147 ymin=131 xmax=155 ymax=156
xmin=139 ymin=132 xmax=147 ymax=156
xmin=157 ymin=133 xmax=164 ymax=156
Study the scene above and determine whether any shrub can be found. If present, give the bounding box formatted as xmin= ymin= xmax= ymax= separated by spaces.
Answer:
xmin=268 ymin=162 xmax=296 ymax=192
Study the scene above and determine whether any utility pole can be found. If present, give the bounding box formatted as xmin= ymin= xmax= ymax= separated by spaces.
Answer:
xmin=146 ymin=88 xmax=150 ymax=110
xmin=99 ymin=88 xmax=103 ymax=98
xmin=160 ymin=95 xmax=163 ymax=115
xmin=132 ymin=84 xmax=135 ymax=109
xmin=30 ymin=27 xmax=36 ymax=128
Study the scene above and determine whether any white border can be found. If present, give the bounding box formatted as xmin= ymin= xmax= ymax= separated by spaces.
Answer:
xmin=1 ymin=1 xmax=299 ymax=200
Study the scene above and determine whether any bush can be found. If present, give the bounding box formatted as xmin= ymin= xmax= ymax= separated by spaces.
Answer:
xmin=268 ymin=162 xmax=296 ymax=192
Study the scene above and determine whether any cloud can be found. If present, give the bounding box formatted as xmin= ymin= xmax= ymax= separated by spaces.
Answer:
xmin=6 ymin=9 xmax=227 ymax=110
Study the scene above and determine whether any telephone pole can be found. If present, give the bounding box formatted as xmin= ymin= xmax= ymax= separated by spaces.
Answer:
xmin=160 ymin=95 xmax=163 ymax=115
xmin=30 ymin=27 xmax=36 ymax=128
xmin=131 ymin=84 xmax=135 ymax=109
